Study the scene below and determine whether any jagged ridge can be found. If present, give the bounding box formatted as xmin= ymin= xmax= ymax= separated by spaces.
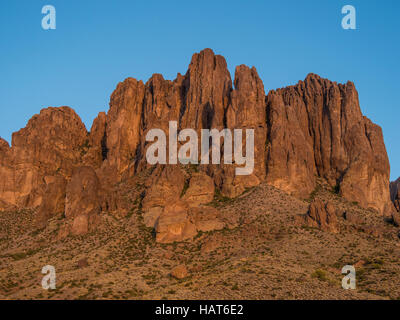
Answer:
xmin=0 ymin=48 xmax=395 ymax=241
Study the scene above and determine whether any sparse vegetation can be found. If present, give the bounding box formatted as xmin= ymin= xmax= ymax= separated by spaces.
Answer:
xmin=0 ymin=182 xmax=398 ymax=300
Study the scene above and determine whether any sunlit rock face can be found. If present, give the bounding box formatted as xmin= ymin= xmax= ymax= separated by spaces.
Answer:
xmin=266 ymin=73 xmax=394 ymax=215
xmin=0 ymin=49 xmax=394 ymax=240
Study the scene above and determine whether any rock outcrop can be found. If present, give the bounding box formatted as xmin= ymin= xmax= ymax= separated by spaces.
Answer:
xmin=170 ymin=265 xmax=189 ymax=279
xmin=35 ymin=175 xmax=66 ymax=228
xmin=390 ymin=178 xmax=400 ymax=225
xmin=82 ymin=111 xmax=107 ymax=169
xmin=0 ymin=49 xmax=394 ymax=241
xmin=155 ymin=200 xmax=197 ymax=243
xmin=142 ymin=166 xmax=186 ymax=228
xmin=65 ymin=166 xmax=102 ymax=235
xmin=298 ymin=199 xmax=339 ymax=233
xmin=266 ymin=74 xmax=393 ymax=215
xmin=180 ymin=48 xmax=232 ymax=131
xmin=143 ymin=167 xmax=224 ymax=243
xmin=222 ymin=65 xmax=267 ymax=197
xmin=0 ymin=107 xmax=88 ymax=210
xmin=102 ymin=78 xmax=145 ymax=178
xmin=390 ymin=178 xmax=400 ymax=212
xmin=0 ymin=138 xmax=15 ymax=210
xmin=181 ymin=172 xmax=215 ymax=207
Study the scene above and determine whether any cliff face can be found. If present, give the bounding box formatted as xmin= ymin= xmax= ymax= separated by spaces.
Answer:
xmin=0 ymin=49 xmax=394 ymax=241
xmin=0 ymin=107 xmax=87 ymax=211
xmin=266 ymin=74 xmax=394 ymax=215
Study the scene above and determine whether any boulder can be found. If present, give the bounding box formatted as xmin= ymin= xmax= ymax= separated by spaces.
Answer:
xmin=391 ymin=211 xmax=400 ymax=227
xmin=298 ymin=199 xmax=339 ymax=233
xmin=155 ymin=201 xmax=196 ymax=244
xmin=201 ymin=238 xmax=220 ymax=253
xmin=182 ymin=172 xmax=215 ymax=207
xmin=343 ymin=210 xmax=364 ymax=225
xmin=142 ymin=166 xmax=185 ymax=228
xmin=170 ymin=265 xmax=189 ymax=280
xmin=155 ymin=204 xmax=225 ymax=243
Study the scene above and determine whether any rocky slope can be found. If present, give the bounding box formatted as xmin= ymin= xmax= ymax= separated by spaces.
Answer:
xmin=0 ymin=48 xmax=396 ymax=243
xmin=1 ymin=180 xmax=400 ymax=300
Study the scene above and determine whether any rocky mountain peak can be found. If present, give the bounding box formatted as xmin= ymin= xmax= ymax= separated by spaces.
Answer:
xmin=0 ymin=49 xmax=395 ymax=242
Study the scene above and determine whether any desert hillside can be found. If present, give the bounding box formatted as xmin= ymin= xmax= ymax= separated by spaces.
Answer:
xmin=0 ymin=176 xmax=399 ymax=299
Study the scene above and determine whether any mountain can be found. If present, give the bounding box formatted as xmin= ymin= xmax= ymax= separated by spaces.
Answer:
xmin=0 ymin=48 xmax=396 ymax=241
xmin=0 ymin=49 xmax=399 ymax=300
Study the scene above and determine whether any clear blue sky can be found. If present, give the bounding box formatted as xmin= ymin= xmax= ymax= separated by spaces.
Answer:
xmin=1 ymin=0 xmax=399 ymax=179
